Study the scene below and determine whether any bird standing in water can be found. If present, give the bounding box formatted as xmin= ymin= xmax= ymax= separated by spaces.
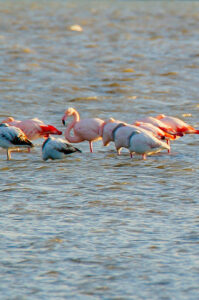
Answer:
xmin=62 ymin=107 xmax=104 ymax=152
xmin=155 ymin=114 xmax=199 ymax=135
xmin=1 ymin=117 xmax=62 ymax=140
xmin=0 ymin=123 xmax=34 ymax=160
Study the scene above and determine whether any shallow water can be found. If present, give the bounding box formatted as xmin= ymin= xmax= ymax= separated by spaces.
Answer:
xmin=1 ymin=0 xmax=199 ymax=299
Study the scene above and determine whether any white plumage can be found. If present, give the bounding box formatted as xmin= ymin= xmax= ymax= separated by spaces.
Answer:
xmin=128 ymin=130 xmax=170 ymax=159
xmin=113 ymin=125 xmax=170 ymax=159
xmin=0 ymin=123 xmax=34 ymax=160
xmin=42 ymin=137 xmax=81 ymax=161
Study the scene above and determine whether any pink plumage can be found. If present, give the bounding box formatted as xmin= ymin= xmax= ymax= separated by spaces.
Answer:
xmin=155 ymin=114 xmax=199 ymax=135
xmin=1 ymin=117 xmax=62 ymax=140
xmin=62 ymin=107 xmax=104 ymax=152
xmin=134 ymin=121 xmax=176 ymax=141
xmin=136 ymin=116 xmax=176 ymax=135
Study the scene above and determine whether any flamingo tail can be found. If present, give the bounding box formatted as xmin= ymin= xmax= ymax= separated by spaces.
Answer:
xmin=40 ymin=125 xmax=62 ymax=135
xmin=192 ymin=129 xmax=199 ymax=134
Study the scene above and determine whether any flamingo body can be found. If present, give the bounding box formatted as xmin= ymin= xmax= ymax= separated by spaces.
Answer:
xmin=42 ymin=137 xmax=81 ymax=161
xmin=134 ymin=122 xmax=176 ymax=140
xmin=128 ymin=130 xmax=170 ymax=159
xmin=155 ymin=114 xmax=199 ymax=134
xmin=99 ymin=118 xmax=126 ymax=147
xmin=62 ymin=107 xmax=104 ymax=152
xmin=0 ymin=123 xmax=34 ymax=160
xmin=137 ymin=116 xmax=176 ymax=134
xmin=1 ymin=117 xmax=62 ymax=140
xmin=100 ymin=118 xmax=157 ymax=156
xmin=113 ymin=124 xmax=150 ymax=155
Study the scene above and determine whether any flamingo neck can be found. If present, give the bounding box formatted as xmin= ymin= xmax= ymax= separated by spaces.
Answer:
xmin=111 ymin=123 xmax=126 ymax=141
xmin=99 ymin=121 xmax=106 ymax=137
xmin=64 ymin=111 xmax=83 ymax=143
xmin=72 ymin=110 xmax=80 ymax=122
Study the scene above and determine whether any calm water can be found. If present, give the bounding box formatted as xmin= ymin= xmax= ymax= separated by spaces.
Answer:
xmin=0 ymin=0 xmax=199 ymax=299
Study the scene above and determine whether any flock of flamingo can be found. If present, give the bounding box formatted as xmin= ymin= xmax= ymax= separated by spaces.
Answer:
xmin=0 ymin=107 xmax=199 ymax=161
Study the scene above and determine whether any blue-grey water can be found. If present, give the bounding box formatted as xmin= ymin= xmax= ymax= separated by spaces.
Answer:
xmin=0 ymin=0 xmax=199 ymax=299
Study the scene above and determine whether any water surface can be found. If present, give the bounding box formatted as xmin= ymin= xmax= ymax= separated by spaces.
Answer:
xmin=0 ymin=1 xmax=199 ymax=299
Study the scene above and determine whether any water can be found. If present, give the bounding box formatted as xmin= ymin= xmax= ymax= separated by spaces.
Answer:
xmin=1 ymin=0 xmax=199 ymax=299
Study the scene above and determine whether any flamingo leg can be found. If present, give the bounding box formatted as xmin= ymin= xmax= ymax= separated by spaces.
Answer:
xmin=117 ymin=148 xmax=121 ymax=155
xmin=167 ymin=139 xmax=170 ymax=153
xmin=7 ymin=149 xmax=11 ymax=160
xmin=142 ymin=153 xmax=147 ymax=160
xmin=89 ymin=141 xmax=93 ymax=153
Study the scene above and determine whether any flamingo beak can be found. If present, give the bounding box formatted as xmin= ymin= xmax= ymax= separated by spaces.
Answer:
xmin=62 ymin=115 xmax=67 ymax=126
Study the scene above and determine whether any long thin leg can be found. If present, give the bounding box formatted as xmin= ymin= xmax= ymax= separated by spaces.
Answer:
xmin=7 ymin=149 xmax=11 ymax=160
xmin=89 ymin=141 xmax=93 ymax=153
xmin=142 ymin=153 xmax=147 ymax=160
xmin=167 ymin=139 xmax=170 ymax=153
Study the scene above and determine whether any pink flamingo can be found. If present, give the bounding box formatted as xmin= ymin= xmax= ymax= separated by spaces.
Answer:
xmin=62 ymin=107 xmax=104 ymax=152
xmin=99 ymin=118 xmax=127 ymax=147
xmin=155 ymin=114 xmax=199 ymax=135
xmin=1 ymin=117 xmax=62 ymax=140
xmin=99 ymin=118 xmax=158 ymax=156
xmin=111 ymin=124 xmax=169 ymax=158
xmin=136 ymin=116 xmax=177 ymax=135
xmin=134 ymin=121 xmax=176 ymax=141
xmin=100 ymin=119 xmax=170 ymax=159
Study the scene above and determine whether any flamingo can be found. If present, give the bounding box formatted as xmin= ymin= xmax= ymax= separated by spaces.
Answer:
xmin=0 ymin=123 xmax=34 ymax=160
xmin=127 ymin=130 xmax=170 ymax=160
xmin=136 ymin=116 xmax=177 ymax=135
xmin=155 ymin=114 xmax=199 ymax=135
xmin=1 ymin=117 xmax=62 ymax=140
xmin=134 ymin=121 xmax=176 ymax=141
xmin=99 ymin=118 xmax=155 ymax=155
xmin=134 ymin=121 xmax=178 ymax=153
xmin=110 ymin=124 xmax=170 ymax=159
xmin=99 ymin=118 xmax=127 ymax=147
xmin=110 ymin=124 xmax=169 ymax=158
xmin=62 ymin=107 xmax=104 ymax=152
xmin=42 ymin=136 xmax=81 ymax=161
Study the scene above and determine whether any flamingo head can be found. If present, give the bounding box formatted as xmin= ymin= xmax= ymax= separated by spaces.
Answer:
xmin=62 ymin=107 xmax=77 ymax=125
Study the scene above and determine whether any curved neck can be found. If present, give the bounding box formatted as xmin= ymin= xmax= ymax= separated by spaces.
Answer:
xmin=64 ymin=111 xmax=83 ymax=143
xmin=72 ymin=110 xmax=80 ymax=122
xmin=111 ymin=123 xmax=126 ymax=140
xmin=109 ymin=122 xmax=122 ymax=141
xmin=99 ymin=121 xmax=106 ymax=137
